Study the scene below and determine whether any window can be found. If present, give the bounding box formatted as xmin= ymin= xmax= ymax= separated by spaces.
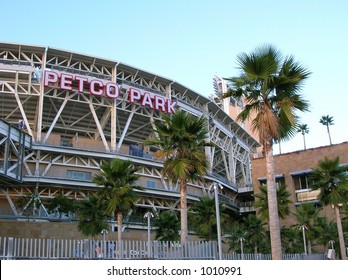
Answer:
xmin=292 ymin=174 xmax=313 ymax=190
xmin=296 ymin=189 xmax=320 ymax=203
xmin=129 ymin=144 xmax=143 ymax=157
xmin=258 ymin=175 xmax=285 ymax=188
xmin=146 ymin=180 xmax=157 ymax=189
xmin=67 ymin=170 xmax=92 ymax=181
xmin=60 ymin=136 xmax=73 ymax=147
xmin=291 ymin=171 xmax=318 ymax=203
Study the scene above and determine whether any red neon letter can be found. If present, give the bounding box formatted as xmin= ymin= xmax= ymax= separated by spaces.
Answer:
xmin=166 ymin=99 xmax=177 ymax=114
xmin=90 ymin=80 xmax=104 ymax=96
xmin=141 ymin=92 xmax=154 ymax=108
xmin=105 ymin=83 xmax=119 ymax=98
xmin=128 ymin=88 xmax=142 ymax=103
xmin=43 ymin=70 xmax=58 ymax=86
xmin=60 ymin=73 xmax=73 ymax=91
xmin=154 ymin=95 xmax=166 ymax=112
xmin=75 ymin=76 xmax=88 ymax=93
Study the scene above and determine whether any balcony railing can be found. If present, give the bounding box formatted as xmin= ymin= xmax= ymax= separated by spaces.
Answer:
xmin=295 ymin=189 xmax=320 ymax=203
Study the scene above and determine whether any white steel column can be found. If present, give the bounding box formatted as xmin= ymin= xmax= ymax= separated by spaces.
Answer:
xmin=110 ymin=62 xmax=118 ymax=152
xmin=43 ymin=95 xmax=70 ymax=143
xmin=14 ymin=73 xmax=33 ymax=138
xmin=88 ymin=100 xmax=110 ymax=152
xmin=116 ymin=109 xmax=134 ymax=152
xmin=36 ymin=50 xmax=46 ymax=142
xmin=229 ymin=139 xmax=237 ymax=184
xmin=111 ymin=100 xmax=117 ymax=152
xmin=221 ymin=151 xmax=232 ymax=182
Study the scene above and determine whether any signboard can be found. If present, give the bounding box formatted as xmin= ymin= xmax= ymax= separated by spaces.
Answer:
xmin=43 ymin=70 xmax=176 ymax=113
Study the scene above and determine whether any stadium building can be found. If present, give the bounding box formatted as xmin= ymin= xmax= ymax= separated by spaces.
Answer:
xmin=0 ymin=42 xmax=258 ymax=238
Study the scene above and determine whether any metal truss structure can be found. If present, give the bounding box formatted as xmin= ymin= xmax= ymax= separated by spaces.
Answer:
xmin=0 ymin=42 xmax=259 ymax=223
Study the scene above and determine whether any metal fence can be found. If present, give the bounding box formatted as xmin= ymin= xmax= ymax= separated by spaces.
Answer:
xmin=224 ymin=252 xmax=327 ymax=260
xmin=0 ymin=237 xmax=328 ymax=260
xmin=0 ymin=237 xmax=217 ymax=260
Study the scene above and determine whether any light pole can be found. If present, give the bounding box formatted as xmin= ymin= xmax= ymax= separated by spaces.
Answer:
xmin=299 ymin=225 xmax=308 ymax=255
xmin=329 ymin=240 xmax=335 ymax=250
xmin=238 ymin=237 xmax=245 ymax=260
xmin=211 ymin=183 xmax=223 ymax=260
xmin=101 ymin=229 xmax=108 ymax=258
xmin=328 ymin=240 xmax=335 ymax=260
xmin=144 ymin=212 xmax=154 ymax=259
xmin=101 ymin=229 xmax=108 ymax=242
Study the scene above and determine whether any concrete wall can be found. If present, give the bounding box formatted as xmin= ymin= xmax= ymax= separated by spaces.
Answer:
xmin=0 ymin=220 xmax=153 ymax=241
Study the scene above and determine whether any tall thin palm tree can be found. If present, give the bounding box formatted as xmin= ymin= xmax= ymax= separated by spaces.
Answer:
xmin=222 ymin=44 xmax=310 ymax=259
xmin=319 ymin=115 xmax=334 ymax=145
xmin=145 ymin=110 xmax=210 ymax=243
xmin=310 ymin=156 xmax=348 ymax=259
xmin=93 ymin=159 xmax=142 ymax=253
xmin=297 ymin=124 xmax=309 ymax=150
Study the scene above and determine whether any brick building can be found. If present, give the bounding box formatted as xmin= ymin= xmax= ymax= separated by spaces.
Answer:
xmin=251 ymin=141 xmax=348 ymax=227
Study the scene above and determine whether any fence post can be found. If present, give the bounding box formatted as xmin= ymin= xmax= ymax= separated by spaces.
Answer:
xmin=83 ymin=239 xmax=90 ymax=259
xmin=7 ymin=237 xmax=13 ymax=259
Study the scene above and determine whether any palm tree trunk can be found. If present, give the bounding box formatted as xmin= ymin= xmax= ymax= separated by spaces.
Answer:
xmin=117 ymin=211 xmax=122 ymax=258
xmin=180 ymin=178 xmax=188 ymax=244
xmin=265 ymin=141 xmax=282 ymax=260
xmin=278 ymin=141 xmax=281 ymax=154
xmin=303 ymin=134 xmax=306 ymax=150
xmin=334 ymin=206 xmax=347 ymax=260
xmin=327 ymin=126 xmax=332 ymax=145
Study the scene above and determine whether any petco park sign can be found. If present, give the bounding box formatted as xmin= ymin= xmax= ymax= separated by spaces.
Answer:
xmin=43 ymin=70 xmax=177 ymax=113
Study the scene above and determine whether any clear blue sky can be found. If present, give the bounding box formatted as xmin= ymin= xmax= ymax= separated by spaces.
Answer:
xmin=2 ymin=0 xmax=347 ymax=154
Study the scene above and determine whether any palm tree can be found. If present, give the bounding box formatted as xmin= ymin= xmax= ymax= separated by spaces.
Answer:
xmin=280 ymin=226 xmax=303 ymax=254
xmin=319 ymin=115 xmax=334 ymax=145
xmin=76 ymin=195 xmax=109 ymax=238
xmin=93 ymin=159 xmax=142 ymax=252
xmin=241 ymin=214 xmax=267 ymax=254
xmin=222 ymin=44 xmax=310 ymax=259
xmin=316 ymin=218 xmax=338 ymax=252
xmin=295 ymin=203 xmax=322 ymax=254
xmin=153 ymin=211 xmax=180 ymax=242
xmin=47 ymin=195 xmax=76 ymax=219
xmin=254 ymin=184 xmax=292 ymax=222
xmin=227 ymin=223 xmax=248 ymax=253
xmin=297 ymin=124 xmax=309 ymax=150
xmin=310 ymin=156 xmax=348 ymax=259
xmin=189 ymin=196 xmax=228 ymax=241
xmin=145 ymin=110 xmax=210 ymax=243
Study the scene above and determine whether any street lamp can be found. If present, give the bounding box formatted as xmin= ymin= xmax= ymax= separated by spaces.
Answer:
xmin=101 ymin=229 xmax=108 ymax=258
xmin=329 ymin=240 xmax=335 ymax=250
xmin=101 ymin=229 xmax=108 ymax=242
xmin=238 ymin=237 xmax=245 ymax=260
xmin=299 ymin=225 xmax=308 ymax=255
xmin=328 ymin=240 xmax=336 ymax=260
xmin=144 ymin=212 xmax=154 ymax=259
xmin=209 ymin=183 xmax=223 ymax=260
